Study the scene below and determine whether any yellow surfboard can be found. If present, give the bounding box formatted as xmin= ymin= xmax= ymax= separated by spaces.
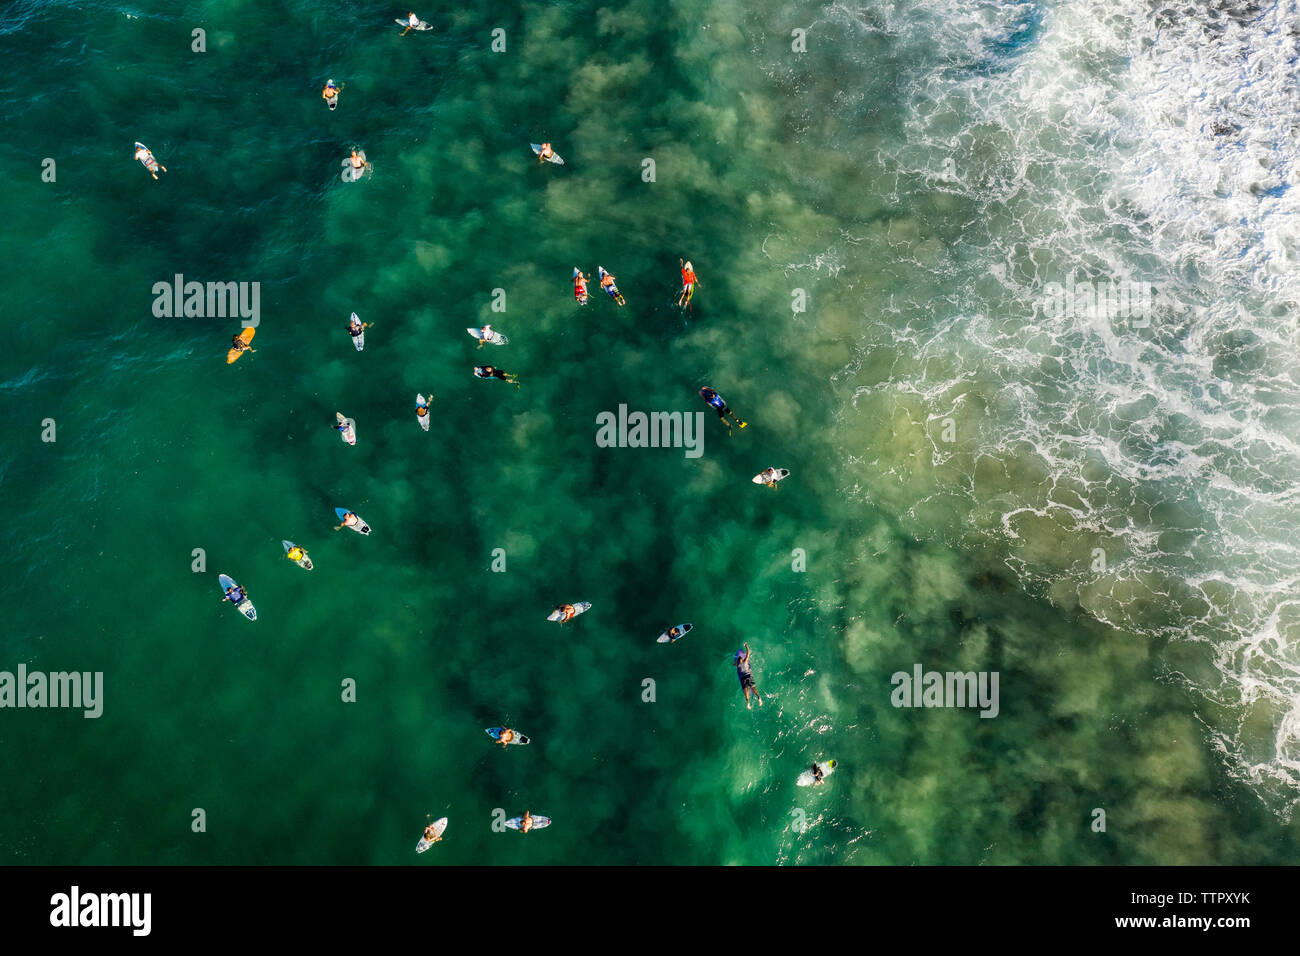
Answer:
xmin=226 ymin=327 xmax=255 ymax=364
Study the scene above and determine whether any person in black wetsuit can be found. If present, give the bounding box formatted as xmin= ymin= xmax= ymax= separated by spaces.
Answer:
xmin=734 ymin=642 xmax=763 ymax=710
xmin=475 ymin=366 xmax=520 ymax=387
xmin=699 ymin=386 xmax=746 ymax=432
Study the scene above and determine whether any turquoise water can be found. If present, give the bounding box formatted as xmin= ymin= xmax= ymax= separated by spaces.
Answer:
xmin=3 ymin=0 xmax=1300 ymax=864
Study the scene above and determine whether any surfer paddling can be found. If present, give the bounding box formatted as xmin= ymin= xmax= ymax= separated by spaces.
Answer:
xmin=334 ymin=511 xmax=362 ymax=531
xmin=734 ymin=642 xmax=763 ymax=709
xmin=573 ymin=268 xmax=590 ymax=305
xmin=422 ymin=816 xmax=443 ymax=844
xmin=322 ymin=79 xmax=341 ymax=107
xmin=699 ymin=386 xmax=747 ymax=433
xmin=401 ymin=11 xmax=423 ymax=35
xmin=536 ymin=142 xmax=557 ymax=163
xmin=348 ymin=314 xmax=371 ymax=341
xmin=474 ymin=365 xmax=520 ymax=387
xmin=229 ymin=332 xmax=253 ymax=356
xmin=757 ymin=467 xmax=782 ymax=488
xmin=495 ymin=728 xmax=519 ymax=748
xmin=678 ymin=259 xmax=700 ymax=307
xmin=598 ymin=267 xmax=626 ymax=306
xmin=134 ymin=143 xmax=166 ymax=180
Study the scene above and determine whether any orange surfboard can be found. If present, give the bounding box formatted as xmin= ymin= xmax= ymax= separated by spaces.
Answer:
xmin=226 ymin=327 xmax=255 ymax=364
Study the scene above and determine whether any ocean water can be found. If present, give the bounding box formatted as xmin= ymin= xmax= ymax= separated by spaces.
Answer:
xmin=2 ymin=0 xmax=1299 ymax=865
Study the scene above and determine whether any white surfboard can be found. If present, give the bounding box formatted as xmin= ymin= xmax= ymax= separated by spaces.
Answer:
xmin=415 ymin=817 xmax=448 ymax=852
xmin=335 ymin=507 xmax=371 ymax=535
xmin=547 ymin=601 xmax=591 ymax=622
xmin=350 ymin=313 xmax=365 ymax=351
xmin=504 ymin=815 xmax=551 ymax=831
xmin=467 ymin=327 xmax=508 ymax=346
xmin=796 ymin=759 xmax=837 ymax=787
xmin=530 ymin=143 xmax=565 ymax=165
xmin=282 ymin=540 xmax=313 ymax=570
xmin=336 ymin=412 xmax=357 ymax=446
xmin=752 ymin=468 xmax=791 ymax=485
xmin=416 ymin=394 xmax=431 ymax=431
xmin=656 ymin=622 xmax=693 ymax=643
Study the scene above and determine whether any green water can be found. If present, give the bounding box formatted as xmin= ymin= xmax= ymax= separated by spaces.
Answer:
xmin=1 ymin=0 xmax=1297 ymax=865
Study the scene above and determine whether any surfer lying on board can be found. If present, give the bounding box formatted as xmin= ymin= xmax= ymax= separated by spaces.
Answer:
xmin=520 ymin=810 xmax=537 ymax=833
xmin=757 ymin=467 xmax=781 ymax=488
xmin=349 ymin=149 xmax=371 ymax=171
xmin=474 ymin=366 xmax=520 ymax=387
xmin=334 ymin=511 xmax=361 ymax=531
xmin=230 ymin=333 xmax=251 ymax=354
xmin=735 ymin=642 xmax=763 ymax=709
xmin=333 ymin=413 xmax=351 ymax=435
xmin=598 ymin=267 xmax=626 ymax=306
xmin=476 ymin=324 xmax=495 ymax=349
xmin=416 ymin=395 xmax=431 ymax=420
xmin=552 ymin=604 xmax=577 ymax=623
xmin=809 ymin=762 xmax=825 ymax=785
xmin=699 ymin=386 xmax=747 ymax=432
xmin=537 ymin=142 xmax=556 ymax=163
xmin=573 ymin=269 xmax=590 ymax=305
xmin=677 ymin=259 xmax=699 ymax=307
xmin=665 ymin=626 xmax=686 ymax=643
xmin=322 ymin=79 xmax=340 ymax=101
xmin=401 ymin=12 xmax=421 ymax=35
xmin=222 ymin=584 xmax=247 ymax=605
xmin=134 ymin=144 xmax=166 ymax=180
xmin=348 ymin=315 xmax=371 ymax=339
xmin=496 ymin=728 xmax=519 ymax=748
xmin=286 ymin=546 xmax=306 ymax=563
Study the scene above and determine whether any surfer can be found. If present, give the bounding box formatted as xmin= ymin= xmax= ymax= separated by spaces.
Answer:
xmin=735 ymin=642 xmax=763 ymax=709
xmin=758 ymin=467 xmax=781 ymax=488
xmin=348 ymin=314 xmax=371 ymax=340
xmin=474 ymin=366 xmax=520 ymax=387
xmin=333 ymin=413 xmax=351 ymax=435
xmin=222 ymin=583 xmax=247 ymax=605
xmin=598 ymin=267 xmax=626 ymax=306
xmin=134 ymin=143 xmax=166 ymax=180
xmin=230 ymin=332 xmax=251 ymax=355
xmin=422 ymin=817 xmax=443 ymax=844
xmin=677 ymin=259 xmax=699 ymax=307
xmin=536 ymin=142 xmax=556 ymax=163
xmin=573 ymin=269 xmax=590 ymax=305
xmin=334 ymin=511 xmax=361 ymax=531
xmin=476 ymin=324 xmax=495 ymax=349
xmin=401 ymin=11 xmax=422 ymax=35
xmin=665 ymin=626 xmax=685 ymax=643
xmin=520 ymin=810 xmax=536 ymax=833
xmin=552 ymin=603 xmax=577 ymax=623
xmin=322 ymin=79 xmax=340 ymax=105
xmin=699 ymin=386 xmax=747 ymax=432
xmin=416 ymin=394 xmax=432 ymax=421
xmin=286 ymin=545 xmax=306 ymax=563
xmin=809 ymin=762 xmax=826 ymax=785
xmin=495 ymin=728 xmax=518 ymax=748
xmin=349 ymin=149 xmax=370 ymax=172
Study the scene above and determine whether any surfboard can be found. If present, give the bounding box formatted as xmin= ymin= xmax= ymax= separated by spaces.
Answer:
xmin=597 ymin=266 xmax=625 ymax=305
xmin=796 ymin=759 xmax=837 ymax=787
xmin=415 ymin=817 xmax=448 ymax=853
xmin=396 ymin=18 xmax=433 ymax=30
xmin=336 ymin=413 xmax=357 ymax=446
xmin=416 ymin=394 xmax=430 ymax=432
xmin=505 ymin=815 xmax=551 ymax=831
xmin=547 ymin=601 xmax=591 ymax=622
xmin=530 ymin=143 xmax=565 ymax=165
xmin=342 ymin=150 xmax=368 ymax=182
xmin=752 ymin=468 xmax=791 ymax=485
xmin=335 ymin=507 xmax=371 ymax=535
xmin=218 ymin=573 xmax=257 ymax=621
xmin=350 ymin=313 xmax=365 ymax=351
xmin=226 ymin=327 xmax=255 ymax=364
xmin=467 ymin=327 xmax=509 ymax=346
xmin=327 ymin=94 xmax=338 ymax=111
xmin=656 ymin=622 xmax=693 ymax=643
xmin=134 ymin=141 xmax=162 ymax=174
xmin=486 ymin=727 xmax=531 ymax=745
xmin=282 ymin=540 xmax=313 ymax=570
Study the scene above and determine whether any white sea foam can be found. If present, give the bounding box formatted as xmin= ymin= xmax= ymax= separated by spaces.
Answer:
xmin=810 ymin=0 xmax=1300 ymax=813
